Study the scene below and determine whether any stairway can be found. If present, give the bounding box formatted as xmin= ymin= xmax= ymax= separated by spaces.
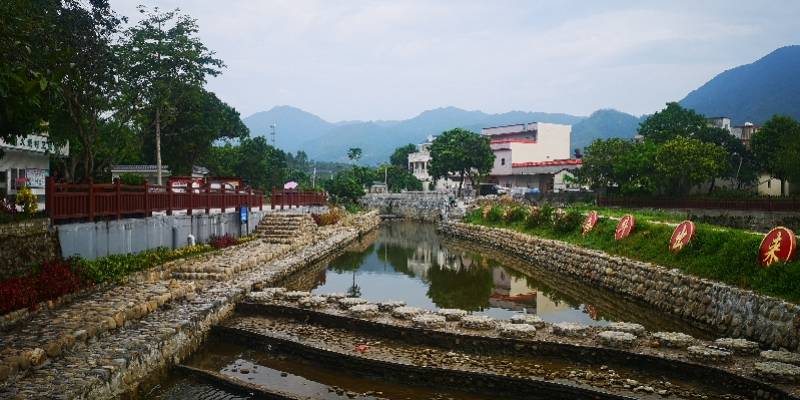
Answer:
xmin=255 ymin=213 xmax=317 ymax=244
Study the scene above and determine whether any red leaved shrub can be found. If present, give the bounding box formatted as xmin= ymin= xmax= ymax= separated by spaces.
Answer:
xmin=311 ymin=209 xmax=343 ymax=226
xmin=209 ymin=234 xmax=238 ymax=249
xmin=0 ymin=259 xmax=89 ymax=315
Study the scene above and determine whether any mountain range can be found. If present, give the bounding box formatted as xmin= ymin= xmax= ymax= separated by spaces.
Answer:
xmin=244 ymin=46 xmax=798 ymax=164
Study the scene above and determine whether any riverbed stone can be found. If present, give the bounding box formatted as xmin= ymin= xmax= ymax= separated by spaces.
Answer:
xmin=498 ymin=322 xmax=536 ymax=339
xmin=338 ymin=297 xmax=368 ymax=309
xmin=391 ymin=306 xmax=424 ymax=320
xmin=713 ymin=338 xmax=759 ymax=355
xmin=377 ymin=301 xmax=406 ymax=312
xmin=605 ymin=322 xmax=646 ymax=337
xmin=597 ymin=331 xmax=637 ymax=349
xmin=652 ymin=332 xmax=695 ymax=348
xmin=760 ymin=350 xmax=800 ymax=365
xmin=283 ymin=290 xmax=311 ymax=301
xmin=298 ymin=296 xmax=328 ymax=309
xmin=348 ymin=304 xmax=379 ymax=318
xmin=413 ymin=314 xmax=447 ymax=329
xmin=754 ymin=361 xmax=800 ymax=383
xmin=435 ymin=308 xmax=467 ymax=321
xmin=510 ymin=314 xmax=545 ymax=328
xmin=322 ymin=293 xmax=347 ymax=303
xmin=460 ymin=315 xmax=495 ymax=330
xmin=687 ymin=345 xmax=732 ymax=363
xmin=552 ymin=322 xmax=590 ymax=337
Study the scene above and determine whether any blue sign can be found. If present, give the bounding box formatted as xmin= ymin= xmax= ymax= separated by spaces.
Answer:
xmin=239 ymin=206 xmax=249 ymax=223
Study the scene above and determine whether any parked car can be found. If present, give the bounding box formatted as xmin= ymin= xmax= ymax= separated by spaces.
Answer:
xmin=478 ymin=183 xmax=509 ymax=196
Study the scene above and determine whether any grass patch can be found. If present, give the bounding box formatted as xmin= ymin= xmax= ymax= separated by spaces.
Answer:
xmin=465 ymin=206 xmax=800 ymax=303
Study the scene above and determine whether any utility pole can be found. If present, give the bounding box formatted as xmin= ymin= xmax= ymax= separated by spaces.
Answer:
xmin=312 ymin=164 xmax=317 ymax=188
xmin=269 ymin=123 xmax=277 ymax=146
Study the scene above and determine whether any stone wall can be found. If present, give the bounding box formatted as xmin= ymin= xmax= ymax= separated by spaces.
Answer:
xmin=57 ymin=210 xmax=266 ymax=260
xmin=0 ymin=219 xmax=60 ymax=279
xmin=684 ymin=209 xmax=800 ymax=233
xmin=360 ymin=192 xmax=460 ymax=221
xmin=439 ymin=222 xmax=800 ymax=351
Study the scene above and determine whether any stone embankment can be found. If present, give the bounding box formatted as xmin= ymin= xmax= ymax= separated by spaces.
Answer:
xmin=0 ymin=211 xmax=380 ymax=399
xmin=0 ymin=219 xmax=60 ymax=280
xmin=235 ymin=295 xmax=799 ymax=398
xmin=439 ymin=222 xmax=800 ymax=352
xmin=360 ymin=192 xmax=463 ymax=221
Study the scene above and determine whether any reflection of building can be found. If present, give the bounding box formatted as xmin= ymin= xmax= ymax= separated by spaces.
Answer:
xmin=489 ymin=267 xmax=536 ymax=312
xmin=0 ymin=133 xmax=69 ymax=209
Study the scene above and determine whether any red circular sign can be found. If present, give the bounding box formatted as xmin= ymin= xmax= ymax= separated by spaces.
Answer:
xmin=759 ymin=226 xmax=797 ymax=267
xmin=669 ymin=220 xmax=696 ymax=253
xmin=614 ymin=215 xmax=635 ymax=241
xmin=582 ymin=211 xmax=599 ymax=236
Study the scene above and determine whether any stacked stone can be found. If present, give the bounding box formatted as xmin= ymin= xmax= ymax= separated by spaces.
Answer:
xmin=460 ymin=315 xmax=495 ymax=330
xmin=755 ymin=362 xmax=800 ymax=383
xmin=377 ymin=301 xmax=406 ymax=312
xmin=552 ymin=322 xmax=590 ymax=337
xmin=605 ymin=322 xmax=645 ymax=337
xmin=435 ymin=309 xmax=467 ymax=321
xmin=687 ymin=345 xmax=732 ymax=363
xmin=338 ymin=297 xmax=368 ymax=309
xmin=497 ymin=323 xmax=536 ymax=339
xmin=348 ymin=304 xmax=379 ymax=318
xmin=596 ymin=331 xmax=637 ymax=349
xmin=298 ymin=296 xmax=327 ymax=309
xmin=510 ymin=314 xmax=545 ymax=328
xmin=652 ymin=332 xmax=695 ymax=348
xmin=713 ymin=338 xmax=759 ymax=355
xmin=413 ymin=314 xmax=447 ymax=329
xmin=391 ymin=306 xmax=424 ymax=320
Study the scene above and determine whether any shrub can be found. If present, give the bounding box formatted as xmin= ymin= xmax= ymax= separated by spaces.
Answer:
xmin=503 ymin=206 xmax=528 ymax=223
xmin=15 ymin=186 xmax=38 ymax=215
xmin=0 ymin=259 xmax=89 ymax=315
xmin=209 ymin=234 xmax=238 ymax=249
xmin=485 ymin=206 xmax=504 ymax=223
xmin=312 ymin=208 xmax=344 ymax=226
xmin=553 ymin=210 xmax=583 ymax=233
xmin=77 ymin=245 xmax=211 ymax=284
xmin=0 ymin=276 xmax=37 ymax=314
xmin=118 ymin=173 xmax=146 ymax=186
xmin=526 ymin=204 xmax=554 ymax=228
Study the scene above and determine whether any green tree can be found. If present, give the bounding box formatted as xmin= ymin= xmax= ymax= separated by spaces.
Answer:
xmin=574 ymin=138 xmax=633 ymax=193
xmin=638 ymin=102 xmax=708 ymax=144
xmin=119 ymin=6 xmax=224 ymax=185
xmin=654 ymin=137 xmax=727 ymax=195
xmin=379 ymin=165 xmax=422 ymax=192
xmin=237 ymin=137 xmax=286 ymax=190
xmin=324 ymin=169 xmax=365 ymax=204
xmin=429 ymin=128 xmax=494 ymax=196
xmin=390 ymin=143 xmax=417 ymax=168
xmin=751 ymin=115 xmax=800 ymax=196
xmin=141 ymin=83 xmax=248 ymax=175
xmin=347 ymin=147 xmax=362 ymax=164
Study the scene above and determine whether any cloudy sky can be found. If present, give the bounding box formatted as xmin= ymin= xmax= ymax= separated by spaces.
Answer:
xmin=111 ymin=0 xmax=799 ymax=122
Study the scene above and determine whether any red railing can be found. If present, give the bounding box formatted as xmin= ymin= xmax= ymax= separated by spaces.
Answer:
xmin=598 ymin=196 xmax=800 ymax=212
xmin=270 ymin=188 xmax=327 ymax=210
xmin=46 ymin=177 xmax=264 ymax=223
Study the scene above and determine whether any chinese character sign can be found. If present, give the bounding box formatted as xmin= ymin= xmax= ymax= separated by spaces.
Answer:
xmin=614 ymin=214 xmax=635 ymax=241
xmin=669 ymin=220 xmax=696 ymax=253
xmin=759 ymin=227 xmax=797 ymax=267
xmin=582 ymin=211 xmax=598 ymax=236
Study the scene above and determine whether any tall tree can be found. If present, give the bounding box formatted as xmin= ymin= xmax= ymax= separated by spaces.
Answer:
xmin=751 ymin=115 xmax=800 ymax=196
xmin=638 ymin=102 xmax=708 ymax=144
xmin=428 ymin=128 xmax=494 ymax=196
xmin=654 ymin=137 xmax=727 ymax=195
xmin=47 ymin=0 xmax=123 ymax=181
xmin=119 ymin=6 xmax=224 ymax=184
xmin=390 ymin=144 xmax=417 ymax=168
xmin=347 ymin=147 xmax=362 ymax=164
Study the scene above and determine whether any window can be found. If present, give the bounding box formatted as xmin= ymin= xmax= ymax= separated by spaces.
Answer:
xmin=501 ymin=158 xmax=506 ymax=166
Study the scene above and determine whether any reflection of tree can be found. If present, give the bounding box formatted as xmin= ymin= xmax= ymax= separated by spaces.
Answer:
xmin=328 ymin=244 xmax=375 ymax=273
xmin=426 ymin=263 xmax=494 ymax=311
xmin=376 ymin=243 xmax=416 ymax=278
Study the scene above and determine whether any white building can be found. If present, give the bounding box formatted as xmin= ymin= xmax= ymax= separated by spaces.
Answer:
xmin=0 ymin=134 xmax=68 ymax=209
xmin=407 ymin=136 xmax=460 ymax=192
xmin=482 ymin=122 xmax=577 ymax=192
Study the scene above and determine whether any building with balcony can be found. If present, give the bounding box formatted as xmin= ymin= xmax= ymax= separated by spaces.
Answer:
xmin=482 ymin=122 xmax=578 ymax=192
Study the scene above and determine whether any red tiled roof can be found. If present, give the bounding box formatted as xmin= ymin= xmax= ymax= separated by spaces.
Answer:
xmin=490 ymin=139 xmax=537 ymax=145
xmin=512 ymin=159 xmax=582 ymax=168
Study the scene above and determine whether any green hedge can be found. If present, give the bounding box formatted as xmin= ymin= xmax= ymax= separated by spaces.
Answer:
xmin=465 ymin=206 xmax=800 ymax=302
xmin=75 ymin=244 xmax=212 ymax=284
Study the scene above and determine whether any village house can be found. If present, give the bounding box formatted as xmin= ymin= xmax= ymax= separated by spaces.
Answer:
xmin=0 ymin=133 xmax=68 ymax=209
xmin=482 ymin=122 xmax=580 ymax=192
xmin=407 ymin=136 xmax=461 ymax=192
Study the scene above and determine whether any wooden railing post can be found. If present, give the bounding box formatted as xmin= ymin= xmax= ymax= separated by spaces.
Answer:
xmin=88 ymin=179 xmax=94 ymax=222
xmin=205 ymin=185 xmax=210 ymax=214
xmin=115 ymin=179 xmax=121 ymax=220
xmin=45 ymin=176 xmax=54 ymax=219
xmin=271 ymin=189 xmax=276 ymax=210
xmin=144 ymin=181 xmax=151 ymax=217
xmin=221 ymin=184 xmax=226 ymax=213
xmin=187 ymin=183 xmax=193 ymax=216
xmin=167 ymin=181 xmax=173 ymax=216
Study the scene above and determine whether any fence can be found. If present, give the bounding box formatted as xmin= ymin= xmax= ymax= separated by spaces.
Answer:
xmin=270 ymin=188 xmax=327 ymax=209
xmin=46 ymin=178 xmax=264 ymax=223
xmin=598 ymin=196 xmax=800 ymax=212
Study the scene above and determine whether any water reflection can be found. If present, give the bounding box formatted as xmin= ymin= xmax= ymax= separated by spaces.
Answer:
xmin=298 ymin=221 xmax=708 ymax=333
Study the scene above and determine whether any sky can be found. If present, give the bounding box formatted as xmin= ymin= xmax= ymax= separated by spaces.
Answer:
xmin=110 ymin=0 xmax=800 ymax=122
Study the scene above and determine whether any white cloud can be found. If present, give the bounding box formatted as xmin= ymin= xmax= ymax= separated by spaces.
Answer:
xmin=110 ymin=0 xmax=799 ymax=120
